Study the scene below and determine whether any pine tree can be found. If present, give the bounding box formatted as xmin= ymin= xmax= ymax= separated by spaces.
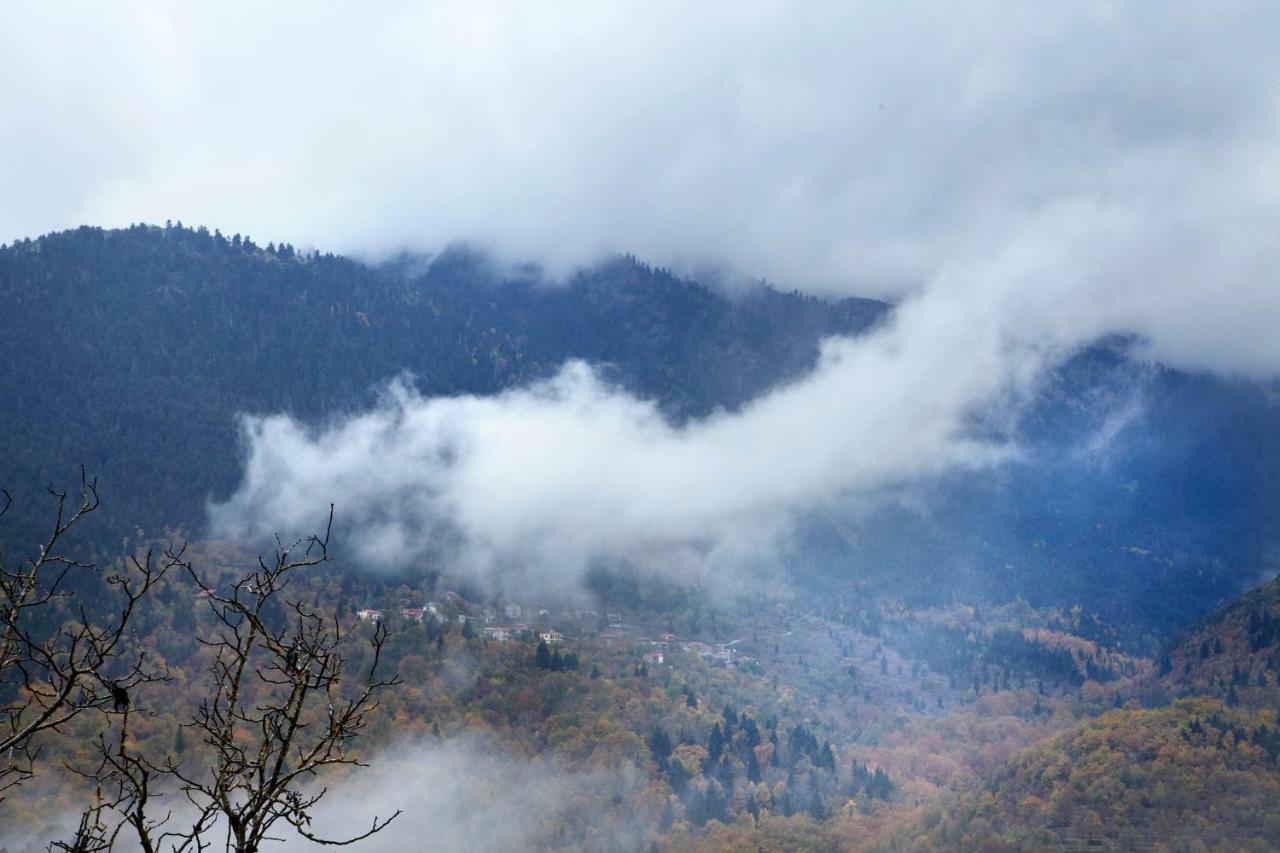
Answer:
xmin=779 ymin=788 xmax=793 ymax=817
xmin=807 ymin=771 xmax=826 ymax=820
xmin=716 ymin=757 xmax=735 ymax=796
xmin=648 ymin=725 xmax=673 ymax=768
xmin=869 ymin=767 xmax=892 ymax=800
xmin=820 ymin=741 xmax=837 ymax=772
xmin=722 ymin=703 xmax=738 ymax=737
xmin=684 ymin=785 xmax=707 ymax=826
xmin=535 ymin=640 xmax=551 ymax=669
xmin=667 ymin=758 xmax=688 ymax=794
xmin=705 ymin=782 xmax=728 ymax=824
xmin=707 ymin=723 xmax=724 ymax=766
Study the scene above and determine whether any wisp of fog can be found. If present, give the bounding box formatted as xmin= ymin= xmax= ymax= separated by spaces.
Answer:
xmin=210 ymin=197 xmax=1280 ymax=587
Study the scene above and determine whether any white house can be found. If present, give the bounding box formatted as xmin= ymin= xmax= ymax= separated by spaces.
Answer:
xmin=683 ymin=641 xmax=713 ymax=658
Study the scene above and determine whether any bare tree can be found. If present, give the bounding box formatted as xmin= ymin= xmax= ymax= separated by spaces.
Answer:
xmin=60 ymin=507 xmax=401 ymax=852
xmin=0 ymin=470 xmax=168 ymax=800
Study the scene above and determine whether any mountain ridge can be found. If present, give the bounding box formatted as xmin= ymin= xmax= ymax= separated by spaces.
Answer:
xmin=0 ymin=223 xmax=885 ymax=544
xmin=2 ymin=223 xmax=1277 ymax=645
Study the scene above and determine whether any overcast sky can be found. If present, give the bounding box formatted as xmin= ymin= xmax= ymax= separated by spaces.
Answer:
xmin=8 ymin=3 xmax=1280 ymax=584
xmin=3 ymin=2 xmax=1277 ymax=301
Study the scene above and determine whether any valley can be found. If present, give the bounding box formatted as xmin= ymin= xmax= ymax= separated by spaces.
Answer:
xmin=2 ymin=227 xmax=1278 ymax=850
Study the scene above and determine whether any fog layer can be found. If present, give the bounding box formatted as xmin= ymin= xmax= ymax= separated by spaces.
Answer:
xmin=211 ymin=195 xmax=1280 ymax=584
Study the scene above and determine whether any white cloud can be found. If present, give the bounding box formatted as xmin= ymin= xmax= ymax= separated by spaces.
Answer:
xmin=209 ymin=253 xmax=1017 ymax=584
xmin=8 ymin=1 xmax=1279 ymax=584
xmin=210 ymin=179 xmax=1280 ymax=587
xmin=3 ymin=3 xmax=1278 ymax=304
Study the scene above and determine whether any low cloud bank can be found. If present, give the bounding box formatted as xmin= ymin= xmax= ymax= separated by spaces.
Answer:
xmin=4 ymin=3 xmax=1280 ymax=299
xmin=210 ymin=188 xmax=1280 ymax=589
xmin=196 ymin=1 xmax=1280 ymax=588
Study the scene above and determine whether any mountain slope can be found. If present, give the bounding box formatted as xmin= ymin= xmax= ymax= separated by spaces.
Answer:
xmin=1 ymin=224 xmax=1278 ymax=643
xmin=1151 ymin=573 xmax=1280 ymax=707
xmin=882 ymin=697 xmax=1280 ymax=850
xmin=0 ymin=224 xmax=884 ymax=544
xmin=786 ymin=345 xmax=1280 ymax=646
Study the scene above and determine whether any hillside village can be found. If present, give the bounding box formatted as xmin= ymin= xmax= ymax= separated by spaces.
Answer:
xmin=354 ymin=592 xmax=758 ymax=670
xmin=342 ymin=577 xmax=1154 ymax=723
xmin=5 ymin=538 xmax=1275 ymax=851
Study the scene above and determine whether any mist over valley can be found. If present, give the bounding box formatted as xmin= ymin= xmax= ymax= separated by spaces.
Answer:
xmin=4 ymin=3 xmax=1280 ymax=850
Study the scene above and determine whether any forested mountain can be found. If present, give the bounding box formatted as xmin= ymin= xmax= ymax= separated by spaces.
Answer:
xmin=4 ymin=224 xmax=1280 ymax=851
xmin=2 ymin=224 xmax=1278 ymax=645
xmin=0 ymin=224 xmax=884 ymax=546
xmin=799 ymin=347 xmax=1280 ymax=646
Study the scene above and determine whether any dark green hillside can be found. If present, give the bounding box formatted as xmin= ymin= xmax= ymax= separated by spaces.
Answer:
xmin=0 ymin=224 xmax=884 ymax=544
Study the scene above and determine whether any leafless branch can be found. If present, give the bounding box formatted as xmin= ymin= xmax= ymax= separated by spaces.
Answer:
xmin=1 ymin=470 xmax=171 ymax=802
xmin=65 ymin=505 xmax=399 ymax=852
